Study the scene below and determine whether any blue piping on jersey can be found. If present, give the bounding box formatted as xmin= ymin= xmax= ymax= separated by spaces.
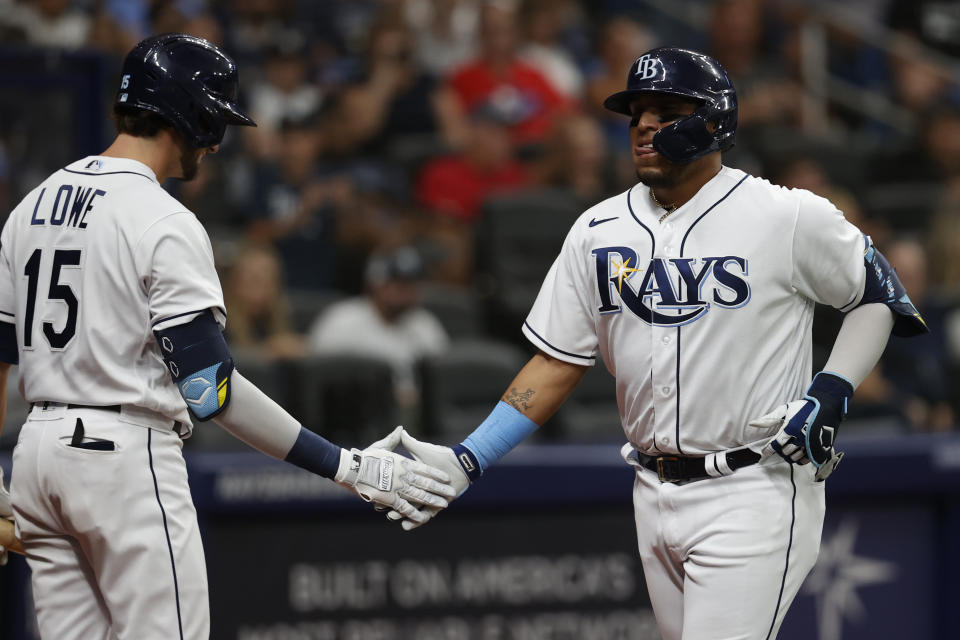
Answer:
xmin=675 ymin=328 xmax=684 ymax=455
xmin=625 ymin=185 xmax=657 ymax=252
xmin=839 ymin=237 xmax=868 ymax=310
xmin=674 ymin=173 xmax=749 ymax=453
xmin=62 ymin=167 xmax=155 ymax=182
xmin=152 ymin=308 xmax=211 ymax=327
xmin=679 ymin=174 xmax=749 ymax=253
xmin=839 ymin=292 xmax=859 ymax=312
xmin=765 ymin=464 xmax=797 ymax=640
xmin=626 ymin=185 xmax=663 ymax=451
xmin=523 ymin=321 xmax=594 ymax=362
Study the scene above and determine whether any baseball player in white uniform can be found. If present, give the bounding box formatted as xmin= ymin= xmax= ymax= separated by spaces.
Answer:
xmin=385 ymin=48 xmax=927 ymax=639
xmin=0 ymin=34 xmax=455 ymax=639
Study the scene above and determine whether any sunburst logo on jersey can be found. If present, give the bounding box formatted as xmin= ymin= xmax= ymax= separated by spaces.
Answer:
xmin=611 ymin=257 xmax=641 ymax=294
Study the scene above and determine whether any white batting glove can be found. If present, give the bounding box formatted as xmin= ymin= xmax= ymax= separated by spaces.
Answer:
xmin=334 ymin=427 xmax=456 ymax=525
xmin=0 ymin=467 xmax=12 ymax=566
xmin=363 ymin=427 xmax=413 ymax=516
xmin=364 ymin=425 xmax=404 ymax=453
xmin=749 ymin=373 xmax=852 ymax=482
xmin=748 ymin=399 xmax=846 ymax=481
xmin=748 ymin=400 xmax=812 ymax=464
xmin=385 ymin=429 xmax=472 ymax=531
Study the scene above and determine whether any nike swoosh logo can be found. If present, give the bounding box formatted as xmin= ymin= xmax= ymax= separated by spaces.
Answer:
xmin=589 ymin=217 xmax=618 ymax=227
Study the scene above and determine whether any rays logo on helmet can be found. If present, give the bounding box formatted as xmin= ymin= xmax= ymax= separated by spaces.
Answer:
xmin=592 ymin=246 xmax=750 ymax=326
xmin=634 ymin=54 xmax=660 ymax=80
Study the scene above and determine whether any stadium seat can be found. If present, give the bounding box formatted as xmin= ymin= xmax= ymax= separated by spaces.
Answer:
xmin=285 ymin=354 xmax=397 ymax=447
xmin=419 ymin=338 xmax=528 ymax=438
xmin=475 ymin=188 xmax=585 ymax=343
xmin=420 ymin=284 xmax=483 ymax=338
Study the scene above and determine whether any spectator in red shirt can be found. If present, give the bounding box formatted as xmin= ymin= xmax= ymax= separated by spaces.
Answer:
xmin=446 ymin=0 xmax=568 ymax=147
xmin=416 ymin=104 xmax=529 ymax=223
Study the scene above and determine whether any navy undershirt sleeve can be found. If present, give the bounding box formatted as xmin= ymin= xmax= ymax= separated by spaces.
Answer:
xmin=0 ymin=321 xmax=18 ymax=364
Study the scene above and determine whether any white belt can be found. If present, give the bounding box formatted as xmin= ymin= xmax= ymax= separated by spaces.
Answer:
xmin=29 ymin=401 xmax=185 ymax=434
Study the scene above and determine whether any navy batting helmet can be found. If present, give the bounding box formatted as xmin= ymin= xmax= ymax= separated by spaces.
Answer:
xmin=604 ymin=47 xmax=737 ymax=163
xmin=115 ymin=33 xmax=256 ymax=148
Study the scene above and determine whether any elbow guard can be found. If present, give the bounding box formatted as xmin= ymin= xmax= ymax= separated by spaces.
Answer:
xmin=154 ymin=310 xmax=233 ymax=421
xmin=858 ymin=236 xmax=928 ymax=337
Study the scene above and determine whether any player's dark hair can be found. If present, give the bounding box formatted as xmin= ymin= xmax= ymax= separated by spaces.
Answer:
xmin=113 ymin=104 xmax=174 ymax=139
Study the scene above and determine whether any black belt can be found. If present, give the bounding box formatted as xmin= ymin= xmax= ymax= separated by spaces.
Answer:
xmin=637 ymin=449 xmax=761 ymax=483
xmin=32 ymin=402 xmax=121 ymax=412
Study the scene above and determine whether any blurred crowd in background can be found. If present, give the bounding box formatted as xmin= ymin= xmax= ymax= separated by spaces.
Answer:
xmin=1 ymin=0 xmax=960 ymax=448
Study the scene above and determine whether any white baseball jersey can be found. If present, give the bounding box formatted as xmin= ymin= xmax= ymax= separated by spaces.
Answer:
xmin=524 ymin=165 xmax=866 ymax=455
xmin=0 ymin=156 xmax=225 ymax=429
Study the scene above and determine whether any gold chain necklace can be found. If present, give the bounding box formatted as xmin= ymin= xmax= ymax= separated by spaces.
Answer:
xmin=649 ymin=189 xmax=677 ymax=223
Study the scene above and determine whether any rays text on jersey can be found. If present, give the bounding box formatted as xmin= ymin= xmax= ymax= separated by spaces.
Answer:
xmin=592 ymin=246 xmax=750 ymax=326
xmin=30 ymin=184 xmax=106 ymax=229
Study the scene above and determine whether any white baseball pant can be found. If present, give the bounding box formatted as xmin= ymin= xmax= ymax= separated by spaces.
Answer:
xmin=630 ymin=454 xmax=825 ymax=640
xmin=10 ymin=405 xmax=209 ymax=639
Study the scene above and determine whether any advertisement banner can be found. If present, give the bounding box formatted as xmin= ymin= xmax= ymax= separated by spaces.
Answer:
xmin=205 ymin=508 xmax=659 ymax=640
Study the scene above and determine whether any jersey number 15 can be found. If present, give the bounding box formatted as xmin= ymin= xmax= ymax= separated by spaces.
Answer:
xmin=23 ymin=248 xmax=81 ymax=350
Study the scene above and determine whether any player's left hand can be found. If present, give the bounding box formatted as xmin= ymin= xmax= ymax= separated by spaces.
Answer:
xmin=748 ymin=372 xmax=853 ymax=481
xmin=384 ymin=429 xmax=472 ymax=531
xmin=0 ymin=467 xmax=13 ymax=566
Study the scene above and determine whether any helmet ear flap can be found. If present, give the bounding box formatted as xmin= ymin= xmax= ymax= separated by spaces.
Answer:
xmin=653 ymin=113 xmax=715 ymax=163
xmin=652 ymin=90 xmax=738 ymax=162
xmin=193 ymin=100 xmax=227 ymax=148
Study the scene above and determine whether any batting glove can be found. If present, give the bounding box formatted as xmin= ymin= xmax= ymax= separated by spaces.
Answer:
xmin=384 ymin=430 xmax=473 ymax=531
xmin=0 ymin=467 xmax=12 ymax=566
xmin=334 ymin=427 xmax=456 ymax=525
xmin=749 ymin=372 xmax=853 ymax=481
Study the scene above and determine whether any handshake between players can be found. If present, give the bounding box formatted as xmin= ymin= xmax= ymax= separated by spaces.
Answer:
xmin=350 ymin=426 xmax=471 ymax=530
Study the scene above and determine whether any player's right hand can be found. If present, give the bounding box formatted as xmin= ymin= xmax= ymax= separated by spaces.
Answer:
xmin=334 ymin=432 xmax=456 ymax=525
xmin=384 ymin=430 xmax=473 ymax=531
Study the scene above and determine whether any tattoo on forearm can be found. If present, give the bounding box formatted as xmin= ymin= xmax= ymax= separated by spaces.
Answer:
xmin=503 ymin=387 xmax=536 ymax=412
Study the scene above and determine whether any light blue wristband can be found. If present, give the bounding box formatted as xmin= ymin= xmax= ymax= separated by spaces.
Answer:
xmin=460 ymin=400 xmax=538 ymax=476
